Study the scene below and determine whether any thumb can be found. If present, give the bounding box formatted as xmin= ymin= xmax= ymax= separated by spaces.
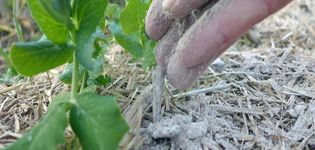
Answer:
xmin=145 ymin=0 xmax=173 ymax=40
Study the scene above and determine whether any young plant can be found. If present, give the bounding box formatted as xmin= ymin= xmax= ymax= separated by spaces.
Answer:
xmin=109 ymin=0 xmax=156 ymax=70
xmin=5 ymin=0 xmax=129 ymax=149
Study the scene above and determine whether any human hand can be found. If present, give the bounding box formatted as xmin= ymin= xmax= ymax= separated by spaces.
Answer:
xmin=145 ymin=0 xmax=292 ymax=89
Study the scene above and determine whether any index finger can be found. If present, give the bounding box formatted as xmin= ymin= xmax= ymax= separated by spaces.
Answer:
xmin=178 ymin=0 xmax=292 ymax=68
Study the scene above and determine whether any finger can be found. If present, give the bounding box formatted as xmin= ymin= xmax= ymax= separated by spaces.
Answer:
xmin=155 ymin=21 xmax=184 ymax=69
xmin=163 ymin=0 xmax=210 ymax=17
xmin=176 ymin=0 xmax=292 ymax=68
xmin=167 ymin=0 xmax=292 ymax=89
xmin=155 ymin=14 xmax=198 ymax=70
xmin=145 ymin=0 xmax=173 ymax=40
xmin=167 ymin=52 xmax=209 ymax=89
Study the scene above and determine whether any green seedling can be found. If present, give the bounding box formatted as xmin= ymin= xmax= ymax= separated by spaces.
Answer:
xmin=5 ymin=0 xmax=129 ymax=149
xmin=109 ymin=0 xmax=156 ymax=70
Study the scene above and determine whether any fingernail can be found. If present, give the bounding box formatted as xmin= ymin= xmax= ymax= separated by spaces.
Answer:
xmin=162 ymin=0 xmax=175 ymax=11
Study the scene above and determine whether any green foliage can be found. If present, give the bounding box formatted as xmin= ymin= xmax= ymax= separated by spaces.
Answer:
xmin=59 ymin=63 xmax=112 ymax=87
xmin=7 ymin=0 xmax=130 ymax=149
xmin=6 ymin=94 xmax=71 ymax=150
xmin=105 ymin=3 xmax=122 ymax=21
xmin=81 ymin=85 xmax=97 ymax=93
xmin=70 ymin=93 xmax=129 ymax=150
xmin=143 ymin=38 xmax=156 ymax=69
xmin=120 ymin=0 xmax=149 ymax=34
xmin=5 ymin=0 xmax=160 ymax=149
xmin=59 ymin=64 xmax=74 ymax=84
xmin=72 ymin=0 xmax=108 ymax=36
xmin=73 ymin=0 xmax=108 ymax=72
xmin=59 ymin=64 xmax=85 ymax=85
xmin=88 ymin=74 xmax=112 ymax=86
xmin=10 ymin=40 xmax=73 ymax=76
xmin=109 ymin=0 xmax=156 ymax=69
xmin=5 ymin=92 xmax=129 ymax=150
xmin=109 ymin=23 xmax=144 ymax=59
xmin=76 ymin=29 xmax=106 ymax=74
xmin=27 ymin=0 xmax=73 ymax=44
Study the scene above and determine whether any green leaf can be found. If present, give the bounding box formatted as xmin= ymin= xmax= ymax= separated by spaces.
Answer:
xmin=59 ymin=64 xmax=85 ymax=84
xmin=10 ymin=41 xmax=73 ymax=76
xmin=139 ymin=24 xmax=156 ymax=69
xmin=73 ymin=0 xmax=108 ymax=35
xmin=143 ymin=39 xmax=156 ymax=69
xmin=108 ymin=23 xmax=144 ymax=59
xmin=120 ymin=0 xmax=150 ymax=34
xmin=58 ymin=64 xmax=73 ymax=84
xmin=105 ymin=3 xmax=122 ymax=21
xmin=88 ymin=74 xmax=112 ymax=86
xmin=76 ymin=29 xmax=105 ymax=73
xmin=5 ymin=94 xmax=70 ymax=150
xmin=48 ymin=93 xmax=71 ymax=110
xmin=73 ymin=0 xmax=108 ymax=69
xmin=70 ymin=93 xmax=129 ymax=150
xmin=81 ymin=85 xmax=97 ymax=93
xmin=27 ymin=0 xmax=72 ymax=44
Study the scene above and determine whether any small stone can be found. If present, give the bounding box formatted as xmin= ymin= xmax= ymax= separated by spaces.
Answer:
xmin=210 ymin=58 xmax=225 ymax=72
